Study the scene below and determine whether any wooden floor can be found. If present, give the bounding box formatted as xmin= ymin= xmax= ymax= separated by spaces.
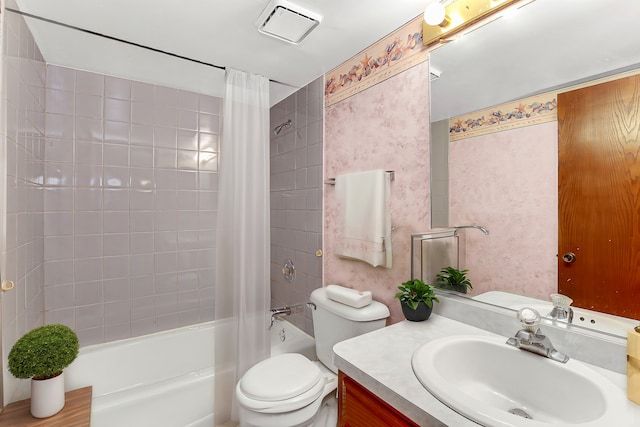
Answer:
xmin=0 ymin=386 xmax=92 ymax=427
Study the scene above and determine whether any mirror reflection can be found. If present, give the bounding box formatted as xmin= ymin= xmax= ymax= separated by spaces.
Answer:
xmin=428 ymin=0 xmax=640 ymax=337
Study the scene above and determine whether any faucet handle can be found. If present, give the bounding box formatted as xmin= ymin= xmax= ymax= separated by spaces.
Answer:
xmin=550 ymin=293 xmax=573 ymax=310
xmin=517 ymin=307 xmax=541 ymax=332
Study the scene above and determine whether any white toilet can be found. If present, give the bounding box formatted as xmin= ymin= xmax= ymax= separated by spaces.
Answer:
xmin=236 ymin=287 xmax=390 ymax=427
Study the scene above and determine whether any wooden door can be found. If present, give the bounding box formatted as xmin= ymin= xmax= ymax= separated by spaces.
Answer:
xmin=558 ymin=74 xmax=640 ymax=319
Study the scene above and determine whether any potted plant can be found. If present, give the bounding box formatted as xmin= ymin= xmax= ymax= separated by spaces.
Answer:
xmin=434 ymin=266 xmax=472 ymax=294
xmin=8 ymin=324 xmax=80 ymax=418
xmin=395 ymin=279 xmax=440 ymax=321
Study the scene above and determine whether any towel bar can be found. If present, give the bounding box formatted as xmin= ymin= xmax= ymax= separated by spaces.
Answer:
xmin=325 ymin=170 xmax=395 ymax=185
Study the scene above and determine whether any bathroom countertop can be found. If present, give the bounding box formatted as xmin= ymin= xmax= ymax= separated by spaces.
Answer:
xmin=333 ymin=314 xmax=640 ymax=426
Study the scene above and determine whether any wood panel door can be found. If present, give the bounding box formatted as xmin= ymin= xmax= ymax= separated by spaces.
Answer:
xmin=558 ymin=74 xmax=640 ymax=319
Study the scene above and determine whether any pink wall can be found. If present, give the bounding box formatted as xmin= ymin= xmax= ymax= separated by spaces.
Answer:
xmin=324 ymin=62 xmax=431 ymax=324
xmin=449 ymin=122 xmax=558 ymax=300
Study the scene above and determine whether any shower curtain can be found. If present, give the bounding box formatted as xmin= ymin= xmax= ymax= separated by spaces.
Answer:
xmin=214 ymin=68 xmax=271 ymax=424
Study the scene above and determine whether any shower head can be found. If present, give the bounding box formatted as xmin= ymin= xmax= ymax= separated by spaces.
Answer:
xmin=273 ymin=119 xmax=292 ymax=135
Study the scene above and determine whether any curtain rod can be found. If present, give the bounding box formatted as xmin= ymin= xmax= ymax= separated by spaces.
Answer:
xmin=5 ymin=7 xmax=292 ymax=86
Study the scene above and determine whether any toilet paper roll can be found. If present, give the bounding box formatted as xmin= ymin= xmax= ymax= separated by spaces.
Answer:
xmin=326 ymin=284 xmax=372 ymax=308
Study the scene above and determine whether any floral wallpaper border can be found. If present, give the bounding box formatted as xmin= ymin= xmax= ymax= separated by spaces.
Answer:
xmin=449 ymin=92 xmax=558 ymax=141
xmin=324 ymin=14 xmax=428 ymax=107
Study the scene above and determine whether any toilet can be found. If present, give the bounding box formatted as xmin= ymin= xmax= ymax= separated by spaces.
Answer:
xmin=236 ymin=287 xmax=390 ymax=427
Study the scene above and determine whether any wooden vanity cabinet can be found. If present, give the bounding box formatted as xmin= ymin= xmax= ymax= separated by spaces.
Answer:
xmin=338 ymin=371 xmax=419 ymax=427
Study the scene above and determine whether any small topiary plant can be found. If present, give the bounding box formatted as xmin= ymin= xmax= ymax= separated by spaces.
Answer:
xmin=8 ymin=324 xmax=79 ymax=380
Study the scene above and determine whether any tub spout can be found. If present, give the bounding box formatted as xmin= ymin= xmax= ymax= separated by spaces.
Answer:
xmin=269 ymin=307 xmax=292 ymax=330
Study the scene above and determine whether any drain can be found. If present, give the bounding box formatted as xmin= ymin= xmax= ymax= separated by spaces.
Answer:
xmin=508 ymin=408 xmax=532 ymax=419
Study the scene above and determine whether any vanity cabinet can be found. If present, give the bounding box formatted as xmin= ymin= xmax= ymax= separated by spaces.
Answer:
xmin=338 ymin=371 xmax=419 ymax=427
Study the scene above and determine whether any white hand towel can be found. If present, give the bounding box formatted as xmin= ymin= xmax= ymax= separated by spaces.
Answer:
xmin=334 ymin=169 xmax=392 ymax=268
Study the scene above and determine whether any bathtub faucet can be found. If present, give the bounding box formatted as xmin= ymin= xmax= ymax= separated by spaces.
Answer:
xmin=269 ymin=307 xmax=292 ymax=330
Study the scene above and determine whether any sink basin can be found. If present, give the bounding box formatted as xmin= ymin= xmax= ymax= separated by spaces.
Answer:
xmin=412 ymin=335 xmax=628 ymax=427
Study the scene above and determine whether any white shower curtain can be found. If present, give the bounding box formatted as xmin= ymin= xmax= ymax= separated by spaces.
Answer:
xmin=214 ymin=69 xmax=271 ymax=424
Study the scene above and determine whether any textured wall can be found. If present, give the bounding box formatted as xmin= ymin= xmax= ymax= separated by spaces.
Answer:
xmin=324 ymin=62 xmax=431 ymax=325
xmin=449 ymin=122 xmax=558 ymax=300
xmin=270 ymin=77 xmax=324 ymax=335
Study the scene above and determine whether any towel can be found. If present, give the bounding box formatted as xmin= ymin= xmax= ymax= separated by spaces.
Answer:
xmin=334 ymin=170 xmax=392 ymax=268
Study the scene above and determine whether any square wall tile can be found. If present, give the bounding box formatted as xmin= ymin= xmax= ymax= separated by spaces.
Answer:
xmin=76 ymin=70 xmax=104 ymax=96
xmin=105 ymin=76 xmax=131 ymax=100
xmin=132 ymin=81 xmax=154 ymax=102
xmin=44 ymin=212 xmax=73 ymax=236
xmin=76 ymin=93 xmax=103 ymax=118
xmin=178 ymin=90 xmax=198 ymax=110
xmin=46 ymin=89 xmax=74 ymax=115
xmin=76 ymin=281 xmax=103 ymax=306
xmin=104 ymin=278 xmax=131 ymax=302
xmin=104 ymin=121 xmax=130 ymax=145
xmin=47 ymin=65 xmax=75 ymax=91
xmin=105 ymin=98 xmax=131 ymax=122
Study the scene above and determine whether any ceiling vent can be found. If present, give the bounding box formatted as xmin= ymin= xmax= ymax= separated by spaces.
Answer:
xmin=256 ymin=0 xmax=322 ymax=45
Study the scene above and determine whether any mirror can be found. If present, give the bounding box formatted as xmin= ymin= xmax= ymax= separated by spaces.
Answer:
xmin=428 ymin=0 xmax=640 ymax=337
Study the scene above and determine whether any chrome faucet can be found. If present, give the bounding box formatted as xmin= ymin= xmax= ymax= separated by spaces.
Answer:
xmin=506 ymin=307 xmax=570 ymax=363
xmin=548 ymin=293 xmax=573 ymax=323
xmin=269 ymin=307 xmax=292 ymax=330
xmin=453 ymin=225 xmax=490 ymax=236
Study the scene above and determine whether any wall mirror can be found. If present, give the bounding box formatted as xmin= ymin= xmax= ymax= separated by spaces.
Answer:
xmin=428 ymin=0 xmax=640 ymax=337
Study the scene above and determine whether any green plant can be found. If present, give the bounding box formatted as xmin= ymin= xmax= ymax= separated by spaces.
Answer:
xmin=434 ymin=266 xmax=472 ymax=292
xmin=8 ymin=324 xmax=79 ymax=380
xmin=394 ymin=279 xmax=439 ymax=310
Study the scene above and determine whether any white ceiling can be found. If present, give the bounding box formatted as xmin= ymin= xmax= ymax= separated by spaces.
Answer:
xmin=10 ymin=0 xmax=429 ymax=106
xmin=11 ymin=0 xmax=640 ymax=113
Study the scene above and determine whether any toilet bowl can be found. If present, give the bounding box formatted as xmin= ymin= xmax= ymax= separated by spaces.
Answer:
xmin=236 ymin=287 xmax=389 ymax=427
xmin=236 ymin=353 xmax=338 ymax=427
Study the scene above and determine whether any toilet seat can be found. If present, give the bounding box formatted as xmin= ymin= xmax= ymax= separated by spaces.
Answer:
xmin=236 ymin=353 xmax=326 ymax=414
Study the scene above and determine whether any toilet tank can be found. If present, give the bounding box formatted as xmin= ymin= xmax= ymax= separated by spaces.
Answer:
xmin=310 ymin=287 xmax=390 ymax=374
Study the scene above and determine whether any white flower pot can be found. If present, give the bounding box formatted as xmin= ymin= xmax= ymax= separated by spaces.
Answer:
xmin=30 ymin=371 xmax=65 ymax=418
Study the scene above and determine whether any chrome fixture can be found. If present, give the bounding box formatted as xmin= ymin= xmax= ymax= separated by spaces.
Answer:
xmin=453 ymin=225 xmax=490 ymax=236
xmin=282 ymin=259 xmax=296 ymax=282
xmin=506 ymin=307 xmax=570 ymax=363
xmin=269 ymin=302 xmax=314 ymax=329
xmin=269 ymin=306 xmax=292 ymax=330
xmin=273 ymin=119 xmax=292 ymax=135
xmin=548 ymin=293 xmax=574 ymax=324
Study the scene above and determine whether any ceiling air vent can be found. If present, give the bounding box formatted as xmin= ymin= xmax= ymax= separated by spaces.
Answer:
xmin=256 ymin=0 xmax=322 ymax=45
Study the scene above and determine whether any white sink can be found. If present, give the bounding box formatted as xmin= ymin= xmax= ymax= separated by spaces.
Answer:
xmin=412 ymin=335 xmax=628 ymax=427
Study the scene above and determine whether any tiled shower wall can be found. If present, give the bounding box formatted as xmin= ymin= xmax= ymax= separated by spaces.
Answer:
xmin=2 ymin=7 xmax=47 ymax=360
xmin=42 ymin=65 xmax=220 ymax=346
xmin=270 ymin=77 xmax=323 ymax=335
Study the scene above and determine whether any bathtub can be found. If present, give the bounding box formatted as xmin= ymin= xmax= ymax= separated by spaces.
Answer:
xmin=64 ymin=319 xmax=315 ymax=427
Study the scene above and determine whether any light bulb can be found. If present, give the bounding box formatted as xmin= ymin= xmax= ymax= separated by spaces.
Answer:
xmin=424 ymin=2 xmax=447 ymax=26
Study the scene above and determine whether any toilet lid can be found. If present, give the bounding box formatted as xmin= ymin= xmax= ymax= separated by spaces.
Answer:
xmin=239 ymin=353 xmax=323 ymax=402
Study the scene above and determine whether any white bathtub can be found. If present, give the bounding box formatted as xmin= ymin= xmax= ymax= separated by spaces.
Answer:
xmin=64 ymin=319 xmax=315 ymax=427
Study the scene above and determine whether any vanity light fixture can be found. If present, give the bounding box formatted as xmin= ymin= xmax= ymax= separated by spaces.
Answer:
xmin=422 ymin=0 xmax=535 ymax=49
